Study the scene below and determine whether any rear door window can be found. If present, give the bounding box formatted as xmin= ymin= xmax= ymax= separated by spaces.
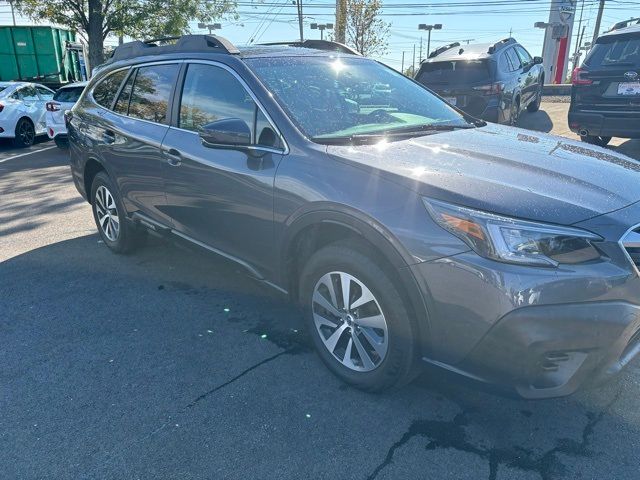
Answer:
xmin=128 ymin=64 xmax=179 ymax=125
xmin=417 ymin=60 xmax=491 ymax=85
xmin=53 ymin=86 xmax=84 ymax=103
xmin=20 ymin=86 xmax=39 ymax=101
xmin=505 ymin=48 xmax=521 ymax=71
xmin=93 ymin=70 xmax=128 ymax=109
xmin=586 ymin=36 xmax=640 ymax=68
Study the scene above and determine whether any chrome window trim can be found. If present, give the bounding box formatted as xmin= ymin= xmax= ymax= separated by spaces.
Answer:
xmin=173 ymin=59 xmax=289 ymax=155
xmin=619 ymin=222 xmax=640 ymax=276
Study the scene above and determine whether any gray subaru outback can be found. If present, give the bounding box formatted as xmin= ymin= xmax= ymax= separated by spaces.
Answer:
xmin=67 ymin=35 xmax=640 ymax=399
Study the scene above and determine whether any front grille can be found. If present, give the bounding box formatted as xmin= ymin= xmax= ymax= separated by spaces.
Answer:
xmin=620 ymin=226 xmax=640 ymax=272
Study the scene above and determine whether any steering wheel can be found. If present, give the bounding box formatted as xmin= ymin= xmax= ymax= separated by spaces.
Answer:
xmin=367 ymin=109 xmax=397 ymax=123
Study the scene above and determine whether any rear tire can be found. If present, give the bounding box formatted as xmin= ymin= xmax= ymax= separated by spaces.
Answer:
xmin=299 ymin=242 xmax=419 ymax=392
xmin=581 ymin=135 xmax=611 ymax=147
xmin=90 ymin=171 xmax=145 ymax=254
xmin=13 ymin=118 xmax=35 ymax=148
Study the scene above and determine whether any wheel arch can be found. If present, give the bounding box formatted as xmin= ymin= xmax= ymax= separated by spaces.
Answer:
xmin=83 ymin=157 xmax=108 ymax=203
xmin=281 ymin=204 xmax=433 ymax=356
xmin=14 ymin=115 xmax=34 ymax=134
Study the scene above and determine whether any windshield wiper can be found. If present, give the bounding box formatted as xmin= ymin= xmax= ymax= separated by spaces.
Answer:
xmin=313 ymin=123 xmax=478 ymax=145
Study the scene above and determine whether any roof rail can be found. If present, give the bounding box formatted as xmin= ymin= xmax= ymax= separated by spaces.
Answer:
xmin=259 ymin=39 xmax=361 ymax=55
xmin=609 ymin=18 xmax=640 ymax=32
xmin=427 ymin=42 xmax=461 ymax=59
xmin=107 ymin=34 xmax=239 ymax=63
xmin=487 ymin=37 xmax=516 ymax=54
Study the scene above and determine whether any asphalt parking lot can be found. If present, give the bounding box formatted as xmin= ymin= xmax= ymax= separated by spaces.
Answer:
xmin=2 ymin=103 xmax=640 ymax=480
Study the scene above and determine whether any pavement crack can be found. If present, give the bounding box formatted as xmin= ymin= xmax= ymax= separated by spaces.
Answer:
xmin=366 ymin=388 xmax=623 ymax=480
xmin=186 ymin=349 xmax=291 ymax=408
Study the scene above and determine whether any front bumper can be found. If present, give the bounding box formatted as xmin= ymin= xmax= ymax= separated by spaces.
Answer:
xmin=460 ymin=301 xmax=640 ymax=399
xmin=568 ymin=109 xmax=640 ymax=139
xmin=410 ymin=221 xmax=640 ymax=398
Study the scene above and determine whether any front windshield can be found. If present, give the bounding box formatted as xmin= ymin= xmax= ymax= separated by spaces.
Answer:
xmin=246 ymin=56 xmax=472 ymax=140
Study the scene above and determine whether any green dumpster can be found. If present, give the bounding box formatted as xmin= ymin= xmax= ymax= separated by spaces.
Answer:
xmin=0 ymin=26 xmax=82 ymax=86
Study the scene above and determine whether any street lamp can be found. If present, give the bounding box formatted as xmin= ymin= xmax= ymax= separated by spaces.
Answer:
xmin=198 ymin=22 xmax=222 ymax=34
xmin=418 ymin=23 xmax=442 ymax=58
xmin=310 ymin=23 xmax=333 ymax=40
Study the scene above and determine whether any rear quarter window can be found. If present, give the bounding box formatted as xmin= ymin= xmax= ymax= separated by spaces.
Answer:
xmin=92 ymin=70 xmax=128 ymax=109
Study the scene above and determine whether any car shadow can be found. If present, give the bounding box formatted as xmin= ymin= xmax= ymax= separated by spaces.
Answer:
xmin=2 ymin=232 xmax=638 ymax=479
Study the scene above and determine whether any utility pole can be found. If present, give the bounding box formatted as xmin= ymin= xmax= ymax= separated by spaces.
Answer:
xmin=335 ymin=0 xmax=347 ymax=43
xmin=460 ymin=38 xmax=475 ymax=45
xmin=8 ymin=0 xmax=16 ymax=25
xmin=509 ymin=27 xmax=513 ymax=38
xmin=412 ymin=43 xmax=416 ymax=76
xmin=296 ymin=0 xmax=304 ymax=42
xmin=401 ymin=51 xmax=405 ymax=72
xmin=418 ymin=37 xmax=423 ymax=63
xmin=592 ymin=0 xmax=606 ymax=45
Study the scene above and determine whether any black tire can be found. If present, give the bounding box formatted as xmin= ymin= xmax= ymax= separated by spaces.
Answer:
xmin=299 ymin=242 xmax=419 ymax=392
xmin=13 ymin=118 xmax=35 ymax=148
xmin=54 ymin=136 xmax=69 ymax=149
xmin=509 ymin=97 xmax=520 ymax=126
xmin=580 ymin=135 xmax=612 ymax=147
xmin=527 ymin=85 xmax=542 ymax=113
xmin=90 ymin=171 xmax=145 ymax=253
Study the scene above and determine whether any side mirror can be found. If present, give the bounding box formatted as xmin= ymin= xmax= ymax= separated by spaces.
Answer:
xmin=533 ymin=56 xmax=543 ymax=65
xmin=199 ymin=118 xmax=251 ymax=148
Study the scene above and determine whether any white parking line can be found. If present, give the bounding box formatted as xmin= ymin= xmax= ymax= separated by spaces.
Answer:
xmin=0 ymin=145 xmax=57 ymax=164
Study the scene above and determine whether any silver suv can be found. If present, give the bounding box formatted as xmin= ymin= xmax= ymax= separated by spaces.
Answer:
xmin=67 ymin=36 xmax=640 ymax=399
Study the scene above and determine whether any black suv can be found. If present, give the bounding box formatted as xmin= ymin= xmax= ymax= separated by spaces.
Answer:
xmin=415 ymin=38 xmax=544 ymax=125
xmin=569 ymin=23 xmax=640 ymax=146
xmin=68 ymin=36 xmax=640 ymax=398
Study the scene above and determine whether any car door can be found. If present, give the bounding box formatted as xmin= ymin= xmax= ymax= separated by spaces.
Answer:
xmin=514 ymin=45 xmax=536 ymax=104
xmin=35 ymin=85 xmax=54 ymax=134
xmin=102 ymin=63 xmax=181 ymax=225
xmin=161 ymin=61 xmax=286 ymax=276
xmin=17 ymin=85 xmax=41 ymax=128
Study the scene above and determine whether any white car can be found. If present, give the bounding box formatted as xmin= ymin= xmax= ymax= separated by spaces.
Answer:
xmin=45 ymin=81 xmax=88 ymax=148
xmin=0 ymin=81 xmax=55 ymax=147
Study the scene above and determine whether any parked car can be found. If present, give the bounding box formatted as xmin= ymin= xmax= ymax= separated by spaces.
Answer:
xmin=46 ymin=81 xmax=87 ymax=148
xmin=415 ymin=38 xmax=545 ymax=125
xmin=0 ymin=81 xmax=54 ymax=147
xmin=569 ymin=23 xmax=640 ymax=146
xmin=68 ymin=36 xmax=640 ymax=399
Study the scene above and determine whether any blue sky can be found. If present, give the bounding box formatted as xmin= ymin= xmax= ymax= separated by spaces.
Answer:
xmin=1 ymin=0 xmax=638 ymax=71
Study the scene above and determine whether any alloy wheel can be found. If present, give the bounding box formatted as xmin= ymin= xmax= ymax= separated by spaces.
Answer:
xmin=95 ymin=185 xmax=120 ymax=241
xmin=312 ymin=271 xmax=389 ymax=372
xmin=19 ymin=121 xmax=35 ymax=146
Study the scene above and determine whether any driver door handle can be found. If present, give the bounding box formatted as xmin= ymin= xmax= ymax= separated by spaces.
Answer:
xmin=165 ymin=148 xmax=182 ymax=167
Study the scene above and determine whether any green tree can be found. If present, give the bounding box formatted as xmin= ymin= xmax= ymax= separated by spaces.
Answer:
xmin=16 ymin=0 xmax=236 ymax=74
xmin=344 ymin=0 xmax=389 ymax=56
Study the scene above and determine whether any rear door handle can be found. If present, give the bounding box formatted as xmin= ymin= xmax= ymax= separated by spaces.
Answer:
xmin=165 ymin=148 xmax=182 ymax=166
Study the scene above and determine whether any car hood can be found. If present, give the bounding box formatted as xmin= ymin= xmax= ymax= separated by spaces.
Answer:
xmin=325 ymin=123 xmax=640 ymax=225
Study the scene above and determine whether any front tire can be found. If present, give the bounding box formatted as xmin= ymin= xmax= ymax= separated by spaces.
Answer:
xmin=527 ymin=85 xmax=542 ymax=113
xmin=90 ymin=171 xmax=144 ymax=253
xmin=300 ymin=242 xmax=418 ymax=392
xmin=13 ymin=118 xmax=35 ymax=148
xmin=581 ymin=135 xmax=611 ymax=147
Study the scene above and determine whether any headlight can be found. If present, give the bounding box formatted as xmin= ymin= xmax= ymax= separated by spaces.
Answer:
xmin=423 ymin=198 xmax=602 ymax=267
